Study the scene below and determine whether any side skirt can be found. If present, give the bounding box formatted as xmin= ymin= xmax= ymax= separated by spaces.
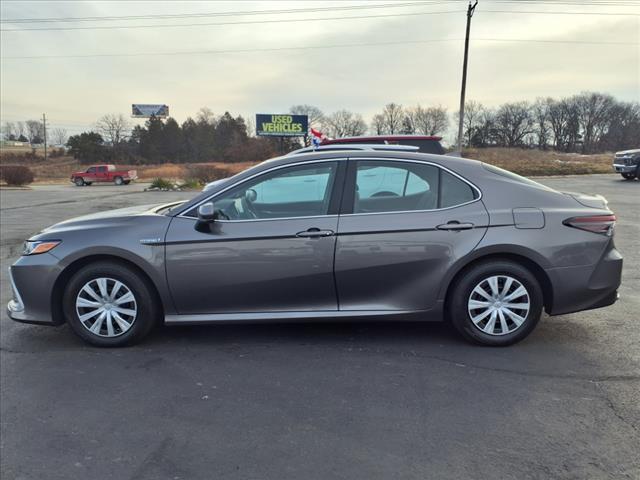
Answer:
xmin=165 ymin=309 xmax=440 ymax=325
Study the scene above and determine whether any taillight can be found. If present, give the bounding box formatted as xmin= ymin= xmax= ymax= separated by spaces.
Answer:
xmin=563 ymin=214 xmax=616 ymax=236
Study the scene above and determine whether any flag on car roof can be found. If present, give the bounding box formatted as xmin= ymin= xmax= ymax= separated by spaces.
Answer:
xmin=310 ymin=128 xmax=328 ymax=147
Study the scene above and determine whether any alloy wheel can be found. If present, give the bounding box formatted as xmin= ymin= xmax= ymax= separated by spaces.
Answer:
xmin=467 ymin=275 xmax=530 ymax=336
xmin=75 ymin=277 xmax=137 ymax=337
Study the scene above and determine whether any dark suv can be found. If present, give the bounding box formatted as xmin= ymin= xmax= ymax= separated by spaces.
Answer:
xmin=322 ymin=135 xmax=445 ymax=155
xmin=613 ymin=149 xmax=640 ymax=180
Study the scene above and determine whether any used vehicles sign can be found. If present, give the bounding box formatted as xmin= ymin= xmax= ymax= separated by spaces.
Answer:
xmin=256 ymin=114 xmax=308 ymax=137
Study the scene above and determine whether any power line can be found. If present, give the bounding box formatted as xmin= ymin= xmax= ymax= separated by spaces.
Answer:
xmin=3 ymin=37 xmax=636 ymax=61
xmin=0 ymin=10 xmax=465 ymax=32
xmin=0 ymin=1 xmax=448 ymax=24
xmin=3 ymin=6 xmax=637 ymax=33
xmin=2 ymin=0 xmax=637 ymax=24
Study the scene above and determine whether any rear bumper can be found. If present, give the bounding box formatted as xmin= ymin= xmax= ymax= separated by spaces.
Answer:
xmin=613 ymin=163 xmax=637 ymax=173
xmin=546 ymin=245 xmax=622 ymax=315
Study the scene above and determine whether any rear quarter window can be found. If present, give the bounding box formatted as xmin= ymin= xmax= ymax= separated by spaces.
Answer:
xmin=440 ymin=170 xmax=478 ymax=208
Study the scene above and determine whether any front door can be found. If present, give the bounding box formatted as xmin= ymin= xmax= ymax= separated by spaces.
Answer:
xmin=165 ymin=160 xmax=344 ymax=314
xmin=335 ymin=158 xmax=489 ymax=312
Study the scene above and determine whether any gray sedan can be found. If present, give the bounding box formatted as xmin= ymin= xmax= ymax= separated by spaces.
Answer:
xmin=8 ymin=149 xmax=622 ymax=347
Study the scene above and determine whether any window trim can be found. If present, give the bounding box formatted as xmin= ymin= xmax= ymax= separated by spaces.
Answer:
xmin=340 ymin=157 xmax=482 ymax=217
xmin=177 ymin=158 xmax=345 ymax=222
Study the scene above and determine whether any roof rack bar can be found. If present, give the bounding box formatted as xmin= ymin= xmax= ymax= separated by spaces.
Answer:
xmin=287 ymin=144 xmax=420 ymax=156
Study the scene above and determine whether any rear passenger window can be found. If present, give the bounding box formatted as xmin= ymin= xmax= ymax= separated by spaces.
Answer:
xmin=352 ymin=160 xmax=477 ymax=214
xmin=354 ymin=161 xmax=439 ymax=213
xmin=440 ymin=170 xmax=477 ymax=208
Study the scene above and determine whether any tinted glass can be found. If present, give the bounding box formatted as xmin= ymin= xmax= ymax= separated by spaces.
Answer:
xmin=440 ymin=170 xmax=477 ymax=207
xmin=208 ymin=162 xmax=337 ymax=220
xmin=98 ymin=166 xmax=107 ymax=172
xmin=482 ymin=163 xmax=553 ymax=191
xmin=354 ymin=161 xmax=439 ymax=213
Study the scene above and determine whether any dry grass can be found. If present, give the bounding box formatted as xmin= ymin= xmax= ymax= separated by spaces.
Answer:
xmin=462 ymin=148 xmax=614 ymax=176
xmin=0 ymin=153 xmax=260 ymax=183
xmin=138 ymin=164 xmax=186 ymax=180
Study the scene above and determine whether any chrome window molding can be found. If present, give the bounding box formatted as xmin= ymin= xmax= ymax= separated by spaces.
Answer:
xmin=176 ymin=156 xmax=483 ymax=222
xmin=344 ymin=157 xmax=483 ymax=216
xmin=176 ymin=158 xmax=341 ymax=220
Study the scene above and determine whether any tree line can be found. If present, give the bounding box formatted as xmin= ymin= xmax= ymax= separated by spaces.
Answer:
xmin=5 ymin=91 xmax=637 ymax=165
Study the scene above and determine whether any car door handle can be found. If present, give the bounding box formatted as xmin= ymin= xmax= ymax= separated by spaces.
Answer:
xmin=436 ymin=222 xmax=474 ymax=231
xmin=296 ymin=228 xmax=335 ymax=238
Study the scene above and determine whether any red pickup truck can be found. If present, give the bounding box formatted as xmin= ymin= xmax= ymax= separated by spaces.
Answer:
xmin=70 ymin=164 xmax=137 ymax=186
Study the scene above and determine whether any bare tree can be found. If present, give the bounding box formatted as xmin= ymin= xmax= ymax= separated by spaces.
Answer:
xmin=25 ymin=119 xmax=44 ymax=144
xmin=51 ymin=127 xmax=68 ymax=146
xmin=574 ymin=92 xmax=615 ymax=153
xmin=532 ymin=98 xmax=551 ymax=149
xmin=494 ymin=102 xmax=534 ymax=147
xmin=371 ymin=114 xmax=385 ymax=135
xmin=407 ymin=105 xmax=449 ymax=136
xmin=16 ymin=121 xmax=25 ymax=139
xmin=96 ymin=113 xmax=130 ymax=146
xmin=454 ymin=100 xmax=485 ymax=147
xmin=289 ymin=104 xmax=324 ymax=129
xmin=3 ymin=122 xmax=16 ymax=140
xmin=380 ymin=103 xmax=404 ymax=134
xmin=322 ymin=110 xmax=367 ymax=138
xmin=196 ymin=107 xmax=216 ymax=125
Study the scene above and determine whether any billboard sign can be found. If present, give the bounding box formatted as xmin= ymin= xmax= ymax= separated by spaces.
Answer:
xmin=132 ymin=104 xmax=169 ymax=118
xmin=256 ymin=114 xmax=308 ymax=137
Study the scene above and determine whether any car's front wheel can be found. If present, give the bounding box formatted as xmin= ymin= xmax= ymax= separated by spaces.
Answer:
xmin=448 ymin=260 xmax=543 ymax=346
xmin=63 ymin=261 xmax=159 ymax=347
xmin=74 ymin=177 xmax=85 ymax=186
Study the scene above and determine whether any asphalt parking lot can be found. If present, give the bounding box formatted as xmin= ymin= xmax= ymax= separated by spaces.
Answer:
xmin=1 ymin=175 xmax=638 ymax=479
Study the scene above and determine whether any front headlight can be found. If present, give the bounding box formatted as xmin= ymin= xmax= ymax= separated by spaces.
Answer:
xmin=22 ymin=240 xmax=61 ymax=256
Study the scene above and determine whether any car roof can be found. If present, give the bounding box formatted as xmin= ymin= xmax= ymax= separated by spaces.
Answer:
xmin=322 ymin=134 xmax=442 ymax=144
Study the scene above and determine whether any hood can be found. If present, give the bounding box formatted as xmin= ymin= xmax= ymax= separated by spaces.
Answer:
xmin=562 ymin=191 xmax=609 ymax=210
xmin=615 ymin=149 xmax=640 ymax=156
xmin=38 ymin=202 xmax=181 ymax=236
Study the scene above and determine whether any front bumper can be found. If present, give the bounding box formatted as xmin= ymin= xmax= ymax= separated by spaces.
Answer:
xmin=613 ymin=163 xmax=637 ymax=173
xmin=7 ymin=254 xmax=63 ymax=325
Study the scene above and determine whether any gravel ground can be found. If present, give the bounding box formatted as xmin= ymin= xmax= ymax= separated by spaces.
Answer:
xmin=1 ymin=175 xmax=638 ymax=480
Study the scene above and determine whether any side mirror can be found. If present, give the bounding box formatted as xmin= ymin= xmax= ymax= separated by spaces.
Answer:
xmin=197 ymin=202 xmax=216 ymax=223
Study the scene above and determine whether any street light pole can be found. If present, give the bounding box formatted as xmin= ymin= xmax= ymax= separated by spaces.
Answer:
xmin=456 ymin=0 xmax=478 ymax=154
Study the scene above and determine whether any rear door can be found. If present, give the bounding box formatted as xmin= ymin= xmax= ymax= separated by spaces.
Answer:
xmin=335 ymin=158 xmax=488 ymax=312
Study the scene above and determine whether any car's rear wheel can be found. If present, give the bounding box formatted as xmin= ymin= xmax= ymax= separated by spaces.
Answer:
xmin=621 ymin=172 xmax=636 ymax=180
xmin=63 ymin=261 xmax=158 ymax=347
xmin=74 ymin=177 xmax=85 ymax=186
xmin=114 ymin=176 xmax=124 ymax=185
xmin=448 ymin=260 xmax=543 ymax=346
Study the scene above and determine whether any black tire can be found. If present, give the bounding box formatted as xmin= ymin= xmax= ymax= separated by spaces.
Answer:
xmin=621 ymin=172 xmax=635 ymax=180
xmin=74 ymin=177 xmax=85 ymax=186
xmin=63 ymin=261 xmax=159 ymax=347
xmin=123 ymin=180 xmax=131 ymax=185
xmin=85 ymin=182 xmax=92 ymax=186
xmin=114 ymin=176 xmax=124 ymax=185
xmin=448 ymin=260 xmax=544 ymax=346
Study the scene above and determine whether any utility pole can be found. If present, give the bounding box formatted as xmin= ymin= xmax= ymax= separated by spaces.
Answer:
xmin=456 ymin=0 xmax=478 ymax=153
xmin=42 ymin=113 xmax=48 ymax=162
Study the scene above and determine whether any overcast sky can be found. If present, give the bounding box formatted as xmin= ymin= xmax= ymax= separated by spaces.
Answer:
xmin=1 ymin=0 xmax=638 ymax=140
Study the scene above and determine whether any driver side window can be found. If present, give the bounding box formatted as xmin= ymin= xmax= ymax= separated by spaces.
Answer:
xmin=210 ymin=162 xmax=337 ymax=221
